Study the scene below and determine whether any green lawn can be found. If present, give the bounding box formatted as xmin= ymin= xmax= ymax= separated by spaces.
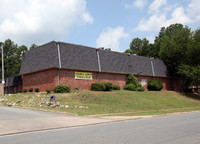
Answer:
xmin=1 ymin=90 xmax=200 ymax=116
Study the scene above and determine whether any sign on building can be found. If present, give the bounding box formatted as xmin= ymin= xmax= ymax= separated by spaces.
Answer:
xmin=75 ymin=72 xmax=92 ymax=80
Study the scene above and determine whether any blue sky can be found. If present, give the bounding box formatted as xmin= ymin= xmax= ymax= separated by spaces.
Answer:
xmin=0 ymin=0 xmax=199 ymax=52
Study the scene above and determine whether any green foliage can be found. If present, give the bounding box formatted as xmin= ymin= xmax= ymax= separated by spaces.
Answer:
xmin=178 ymin=65 xmax=200 ymax=88
xmin=0 ymin=39 xmax=28 ymax=78
xmin=124 ymin=74 xmax=145 ymax=91
xmin=18 ymin=90 xmax=22 ymax=93
xmin=101 ymin=82 xmax=114 ymax=91
xmin=147 ymin=80 xmax=163 ymax=91
xmin=54 ymin=84 xmax=71 ymax=93
xmin=126 ymin=74 xmax=138 ymax=85
xmin=29 ymin=44 xmax=38 ymax=50
xmin=124 ymin=84 xmax=136 ymax=91
xmin=91 ymin=82 xmax=106 ymax=91
xmin=23 ymin=89 xmax=27 ymax=93
xmin=136 ymin=84 xmax=145 ymax=92
xmin=113 ymin=84 xmax=121 ymax=90
xmin=35 ymin=88 xmax=39 ymax=92
xmin=91 ymin=82 xmax=119 ymax=91
xmin=29 ymin=88 xmax=33 ymax=92
xmin=46 ymin=89 xmax=51 ymax=94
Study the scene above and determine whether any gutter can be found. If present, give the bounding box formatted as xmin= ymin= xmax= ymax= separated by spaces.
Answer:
xmin=150 ymin=58 xmax=155 ymax=77
xmin=56 ymin=41 xmax=62 ymax=85
xmin=96 ymin=49 xmax=101 ymax=82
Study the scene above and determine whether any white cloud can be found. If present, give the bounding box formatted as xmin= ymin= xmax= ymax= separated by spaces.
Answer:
xmin=125 ymin=0 xmax=147 ymax=9
xmin=187 ymin=0 xmax=200 ymax=22
xmin=135 ymin=0 xmax=199 ymax=32
xmin=96 ymin=27 xmax=130 ymax=52
xmin=0 ymin=0 xmax=93 ymax=46
xmin=148 ymin=0 xmax=167 ymax=14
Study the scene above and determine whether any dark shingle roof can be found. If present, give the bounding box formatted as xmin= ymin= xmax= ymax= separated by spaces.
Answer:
xmin=5 ymin=76 xmax=22 ymax=87
xmin=60 ymin=42 xmax=99 ymax=71
xmin=20 ymin=41 xmax=59 ymax=74
xmin=20 ymin=41 xmax=169 ymax=77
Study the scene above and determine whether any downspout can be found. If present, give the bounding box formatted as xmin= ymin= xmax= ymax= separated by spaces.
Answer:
xmin=96 ymin=49 xmax=101 ymax=82
xmin=150 ymin=58 xmax=155 ymax=77
xmin=56 ymin=41 xmax=62 ymax=85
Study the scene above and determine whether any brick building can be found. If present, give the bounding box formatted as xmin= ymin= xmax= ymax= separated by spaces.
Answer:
xmin=19 ymin=41 xmax=182 ymax=92
xmin=5 ymin=76 xmax=22 ymax=94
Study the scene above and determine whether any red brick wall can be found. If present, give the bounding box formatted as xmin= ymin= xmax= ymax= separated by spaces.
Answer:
xmin=136 ymin=75 xmax=182 ymax=91
xmin=22 ymin=68 xmax=183 ymax=92
xmin=99 ymin=73 xmax=126 ymax=89
xmin=23 ymin=69 xmax=57 ymax=91
xmin=59 ymin=69 xmax=98 ymax=90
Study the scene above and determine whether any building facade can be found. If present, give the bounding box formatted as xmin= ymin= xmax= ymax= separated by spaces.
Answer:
xmin=20 ymin=41 xmax=183 ymax=92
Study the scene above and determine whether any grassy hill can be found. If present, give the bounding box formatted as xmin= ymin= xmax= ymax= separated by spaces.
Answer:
xmin=0 ymin=90 xmax=200 ymax=116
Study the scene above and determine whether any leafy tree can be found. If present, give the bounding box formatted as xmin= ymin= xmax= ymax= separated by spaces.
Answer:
xmin=29 ymin=44 xmax=38 ymax=50
xmin=0 ymin=39 xmax=28 ymax=78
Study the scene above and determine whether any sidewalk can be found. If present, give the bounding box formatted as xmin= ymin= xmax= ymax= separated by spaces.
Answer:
xmin=0 ymin=115 xmax=148 ymax=136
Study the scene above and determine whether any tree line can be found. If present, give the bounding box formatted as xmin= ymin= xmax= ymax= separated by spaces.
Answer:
xmin=124 ymin=23 xmax=200 ymax=90
xmin=0 ymin=40 xmax=37 ymax=78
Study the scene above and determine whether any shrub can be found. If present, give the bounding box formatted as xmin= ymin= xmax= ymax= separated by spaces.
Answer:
xmin=113 ymin=84 xmax=120 ymax=90
xmin=46 ymin=89 xmax=51 ymax=94
xmin=126 ymin=74 xmax=138 ymax=85
xmin=124 ymin=74 xmax=145 ymax=92
xmin=147 ymin=80 xmax=163 ymax=91
xmin=54 ymin=84 xmax=71 ymax=93
xmin=101 ymin=82 xmax=114 ymax=91
xmin=124 ymin=84 xmax=136 ymax=91
xmin=23 ymin=89 xmax=27 ymax=93
xmin=35 ymin=88 xmax=40 ymax=92
xmin=91 ymin=82 xmax=106 ymax=91
xmin=136 ymin=84 xmax=145 ymax=92
xmin=29 ymin=88 xmax=33 ymax=92
xmin=18 ymin=90 xmax=22 ymax=93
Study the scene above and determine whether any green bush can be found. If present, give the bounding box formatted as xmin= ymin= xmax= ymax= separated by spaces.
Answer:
xmin=23 ymin=89 xmax=27 ymax=93
xmin=18 ymin=90 xmax=22 ymax=93
xmin=136 ymin=84 xmax=145 ymax=92
xmin=147 ymin=80 xmax=163 ymax=91
xmin=101 ymin=82 xmax=114 ymax=91
xmin=29 ymin=88 xmax=33 ymax=92
xmin=124 ymin=74 xmax=145 ymax=92
xmin=35 ymin=88 xmax=40 ymax=92
xmin=91 ymin=82 xmax=106 ymax=91
xmin=54 ymin=84 xmax=71 ymax=93
xmin=46 ymin=89 xmax=51 ymax=94
xmin=126 ymin=74 xmax=138 ymax=85
xmin=113 ymin=84 xmax=120 ymax=90
xmin=124 ymin=84 xmax=136 ymax=91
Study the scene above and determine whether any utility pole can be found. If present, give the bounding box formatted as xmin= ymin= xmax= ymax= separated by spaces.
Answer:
xmin=1 ymin=45 xmax=4 ymax=96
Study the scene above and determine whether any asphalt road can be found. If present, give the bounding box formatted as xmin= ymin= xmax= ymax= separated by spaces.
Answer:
xmin=0 ymin=105 xmax=67 ymax=121
xmin=1 ymin=110 xmax=200 ymax=144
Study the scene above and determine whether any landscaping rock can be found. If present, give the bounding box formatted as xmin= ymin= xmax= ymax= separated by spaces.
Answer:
xmin=65 ymin=105 xmax=69 ymax=108
xmin=16 ymin=100 xmax=21 ymax=103
xmin=60 ymin=105 xmax=64 ymax=108
xmin=7 ymin=103 xmax=12 ymax=107
xmin=0 ymin=99 xmax=5 ymax=102
xmin=79 ymin=106 xmax=85 ymax=109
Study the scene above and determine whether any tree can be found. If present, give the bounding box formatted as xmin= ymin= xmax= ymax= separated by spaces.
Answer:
xmin=29 ymin=44 xmax=38 ymax=50
xmin=125 ymin=38 xmax=151 ymax=57
xmin=178 ymin=65 xmax=200 ymax=88
xmin=158 ymin=24 xmax=191 ymax=75
xmin=0 ymin=39 xmax=28 ymax=78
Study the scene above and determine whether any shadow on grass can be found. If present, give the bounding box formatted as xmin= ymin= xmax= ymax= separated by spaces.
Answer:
xmin=179 ymin=92 xmax=200 ymax=100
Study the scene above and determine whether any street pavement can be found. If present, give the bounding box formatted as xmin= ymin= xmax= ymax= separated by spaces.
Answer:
xmin=0 ymin=106 xmax=144 ymax=136
xmin=0 ymin=108 xmax=200 ymax=144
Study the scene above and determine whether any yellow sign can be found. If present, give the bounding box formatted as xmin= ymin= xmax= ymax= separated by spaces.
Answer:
xmin=75 ymin=72 xmax=92 ymax=80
